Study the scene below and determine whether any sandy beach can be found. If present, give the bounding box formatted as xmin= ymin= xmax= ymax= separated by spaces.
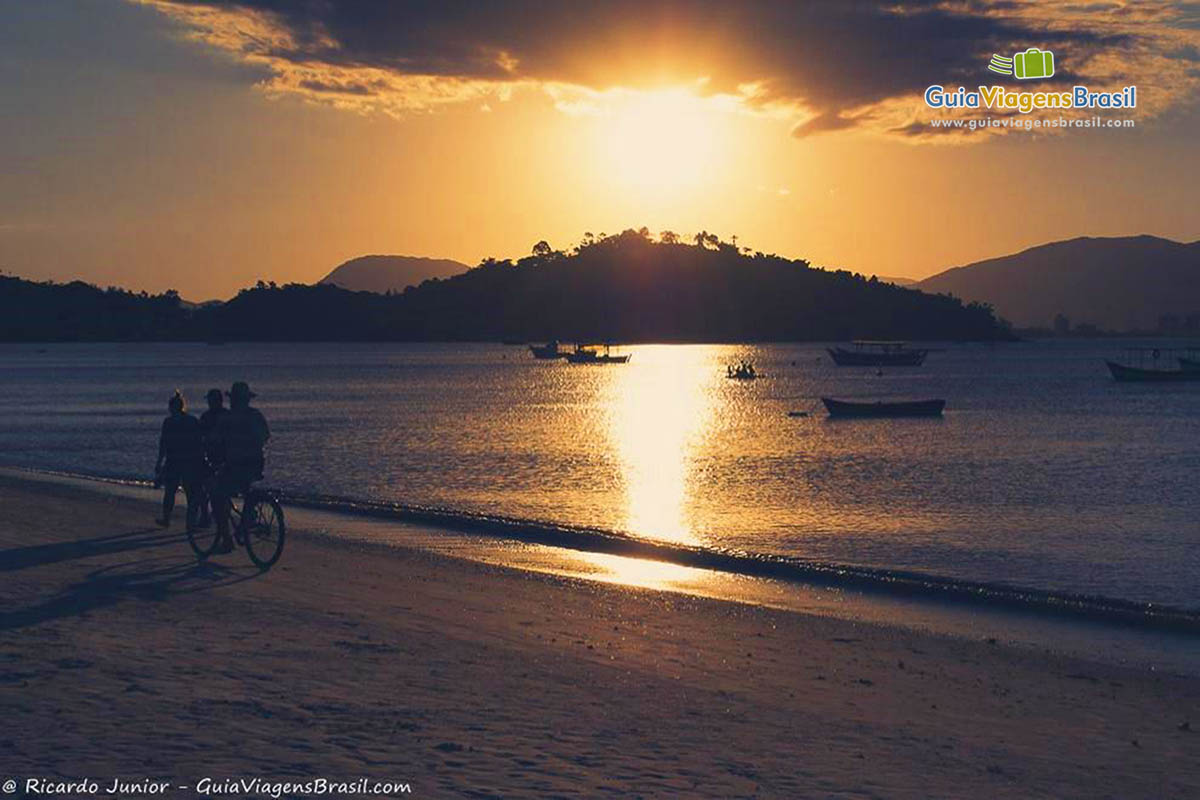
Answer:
xmin=2 ymin=471 xmax=1197 ymax=799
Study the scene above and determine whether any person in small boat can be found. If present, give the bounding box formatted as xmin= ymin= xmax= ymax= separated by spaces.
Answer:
xmin=728 ymin=361 xmax=756 ymax=379
xmin=154 ymin=390 xmax=203 ymax=528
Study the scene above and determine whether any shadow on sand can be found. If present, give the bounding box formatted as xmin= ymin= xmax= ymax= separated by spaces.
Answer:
xmin=0 ymin=526 xmax=182 ymax=573
xmin=0 ymin=529 xmax=262 ymax=631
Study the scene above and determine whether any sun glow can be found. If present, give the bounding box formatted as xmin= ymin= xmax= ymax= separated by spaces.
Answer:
xmin=592 ymin=88 xmax=735 ymax=199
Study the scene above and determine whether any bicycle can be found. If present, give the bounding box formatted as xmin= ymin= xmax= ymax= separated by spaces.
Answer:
xmin=187 ymin=482 xmax=286 ymax=569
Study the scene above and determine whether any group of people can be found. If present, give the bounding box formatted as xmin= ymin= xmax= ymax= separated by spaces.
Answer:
xmin=155 ymin=380 xmax=270 ymax=552
xmin=727 ymin=361 xmax=757 ymax=380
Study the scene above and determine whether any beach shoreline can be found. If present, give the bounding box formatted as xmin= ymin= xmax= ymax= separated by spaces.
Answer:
xmin=8 ymin=466 xmax=1199 ymax=676
xmin=2 ymin=472 xmax=1198 ymax=798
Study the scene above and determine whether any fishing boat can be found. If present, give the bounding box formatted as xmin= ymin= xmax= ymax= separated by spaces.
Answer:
xmin=564 ymin=343 xmax=630 ymax=364
xmin=529 ymin=340 xmax=565 ymax=359
xmin=821 ymin=397 xmax=945 ymax=418
xmin=827 ymin=340 xmax=928 ymax=367
xmin=1105 ymin=346 xmax=1200 ymax=382
xmin=1105 ymin=361 xmax=1200 ymax=382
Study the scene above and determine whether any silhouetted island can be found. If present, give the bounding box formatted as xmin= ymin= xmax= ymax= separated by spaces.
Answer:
xmin=0 ymin=275 xmax=191 ymax=341
xmin=1 ymin=229 xmax=1010 ymax=342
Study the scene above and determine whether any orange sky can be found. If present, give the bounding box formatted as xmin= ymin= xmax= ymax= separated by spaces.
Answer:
xmin=1 ymin=1 xmax=1198 ymax=299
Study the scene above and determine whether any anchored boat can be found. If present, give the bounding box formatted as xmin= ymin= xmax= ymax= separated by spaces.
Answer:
xmin=827 ymin=340 xmax=928 ymax=367
xmin=1105 ymin=346 xmax=1200 ymax=382
xmin=1105 ymin=361 xmax=1200 ymax=382
xmin=529 ymin=340 xmax=566 ymax=359
xmin=822 ymin=398 xmax=945 ymax=418
xmin=564 ymin=343 xmax=630 ymax=364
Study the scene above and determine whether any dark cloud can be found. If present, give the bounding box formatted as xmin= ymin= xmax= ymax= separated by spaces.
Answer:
xmin=296 ymin=78 xmax=374 ymax=96
xmin=791 ymin=112 xmax=863 ymax=138
xmin=1167 ymin=43 xmax=1200 ymax=60
xmin=889 ymin=120 xmax=978 ymax=138
xmin=141 ymin=0 xmax=1200 ymax=137
xmin=889 ymin=116 xmax=1028 ymax=139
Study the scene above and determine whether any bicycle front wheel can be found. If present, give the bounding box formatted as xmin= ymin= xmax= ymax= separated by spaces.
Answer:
xmin=243 ymin=491 xmax=286 ymax=569
xmin=186 ymin=495 xmax=220 ymax=560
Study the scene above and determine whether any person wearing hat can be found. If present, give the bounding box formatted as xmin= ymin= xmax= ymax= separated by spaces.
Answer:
xmin=210 ymin=381 xmax=271 ymax=552
xmin=194 ymin=388 xmax=229 ymax=529
xmin=154 ymin=390 xmax=203 ymax=528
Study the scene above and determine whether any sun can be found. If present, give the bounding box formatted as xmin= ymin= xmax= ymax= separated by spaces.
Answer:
xmin=592 ymin=88 xmax=734 ymax=199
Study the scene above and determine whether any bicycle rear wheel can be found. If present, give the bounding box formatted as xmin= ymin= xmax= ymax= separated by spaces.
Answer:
xmin=243 ymin=491 xmax=285 ymax=569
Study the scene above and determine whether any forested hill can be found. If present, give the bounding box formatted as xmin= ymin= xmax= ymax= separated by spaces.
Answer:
xmin=1 ymin=230 xmax=1010 ymax=342
xmin=0 ymin=275 xmax=190 ymax=341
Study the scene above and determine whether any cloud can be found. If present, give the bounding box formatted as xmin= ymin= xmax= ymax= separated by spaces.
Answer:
xmin=792 ymin=112 xmax=867 ymax=138
xmin=136 ymin=0 xmax=1200 ymax=141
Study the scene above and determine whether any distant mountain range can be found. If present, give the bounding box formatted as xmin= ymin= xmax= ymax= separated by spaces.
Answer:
xmin=205 ymin=230 xmax=1004 ymax=342
xmin=916 ymin=235 xmax=1200 ymax=331
xmin=319 ymin=255 xmax=469 ymax=293
xmin=0 ymin=231 xmax=1008 ymax=342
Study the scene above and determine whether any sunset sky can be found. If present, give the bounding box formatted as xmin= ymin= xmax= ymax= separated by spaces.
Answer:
xmin=2 ymin=0 xmax=1199 ymax=300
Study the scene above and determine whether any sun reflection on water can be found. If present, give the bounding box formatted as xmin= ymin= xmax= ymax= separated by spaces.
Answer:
xmin=575 ymin=551 xmax=712 ymax=591
xmin=604 ymin=346 xmax=720 ymax=545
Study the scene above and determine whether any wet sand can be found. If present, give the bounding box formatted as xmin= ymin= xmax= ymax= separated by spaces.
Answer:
xmin=1 ymin=472 xmax=1197 ymax=798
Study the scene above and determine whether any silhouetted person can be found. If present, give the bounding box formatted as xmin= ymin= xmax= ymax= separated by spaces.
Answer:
xmin=195 ymin=388 xmax=228 ymax=528
xmin=154 ymin=390 xmax=202 ymax=528
xmin=211 ymin=381 xmax=270 ymax=553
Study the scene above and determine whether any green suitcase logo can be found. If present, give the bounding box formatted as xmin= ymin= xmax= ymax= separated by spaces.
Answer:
xmin=1013 ymin=48 xmax=1055 ymax=80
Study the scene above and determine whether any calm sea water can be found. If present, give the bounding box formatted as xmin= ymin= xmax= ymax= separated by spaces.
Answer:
xmin=2 ymin=341 xmax=1198 ymax=609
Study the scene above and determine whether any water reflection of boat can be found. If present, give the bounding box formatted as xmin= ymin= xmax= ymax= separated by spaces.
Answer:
xmin=565 ymin=343 xmax=630 ymax=364
xmin=529 ymin=340 xmax=565 ymax=359
xmin=822 ymin=398 xmax=945 ymax=418
xmin=828 ymin=340 xmax=928 ymax=367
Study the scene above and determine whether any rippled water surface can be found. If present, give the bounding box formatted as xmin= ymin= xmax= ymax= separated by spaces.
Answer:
xmin=2 ymin=341 xmax=1198 ymax=608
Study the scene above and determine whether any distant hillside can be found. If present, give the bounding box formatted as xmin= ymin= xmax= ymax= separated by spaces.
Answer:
xmin=201 ymin=230 xmax=1007 ymax=342
xmin=872 ymin=275 xmax=916 ymax=286
xmin=0 ymin=275 xmax=188 ymax=341
xmin=916 ymin=235 xmax=1200 ymax=330
xmin=319 ymin=255 xmax=468 ymax=293
xmin=0 ymin=231 xmax=1011 ymax=342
